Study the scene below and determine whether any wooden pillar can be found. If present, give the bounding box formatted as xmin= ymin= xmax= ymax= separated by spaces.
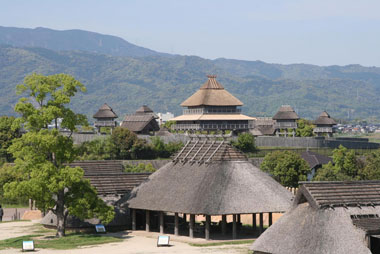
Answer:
xmin=269 ymin=212 xmax=273 ymax=226
xmin=132 ymin=209 xmax=136 ymax=230
xmin=221 ymin=215 xmax=227 ymax=235
xmin=145 ymin=210 xmax=150 ymax=232
xmin=237 ymin=214 xmax=241 ymax=223
xmin=183 ymin=213 xmax=187 ymax=223
xmin=189 ymin=214 xmax=195 ymax=238
xmin=259 ymin=213 xmax=264 ymax=233
xmin=205 ymin=215 xmax=210 ymax=240
xmin=232 ymin=214 xmax=237 ymax=240
xmin=159 ymin=211 xmax=164 ymax=234
xmin=252 ymin=213 xmax=257 ymax=230
xmin=174 ymin=212 xmax=179 ymax=236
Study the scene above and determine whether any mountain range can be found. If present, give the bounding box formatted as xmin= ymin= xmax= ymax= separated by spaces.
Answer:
xmin=0 ymin=26 xmax=379 ymax=122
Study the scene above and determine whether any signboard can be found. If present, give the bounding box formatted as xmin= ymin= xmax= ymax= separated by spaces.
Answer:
xmin=22 ymin=240 xmax=34 ymax=251
xmin=95 ymin=224 xmax=106 ymax=233
xmin=157 ymin=235 xmax=170 ymax=247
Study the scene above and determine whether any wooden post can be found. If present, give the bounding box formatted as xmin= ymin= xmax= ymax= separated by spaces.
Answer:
xmin=183 ymin=213 xmax=187 ymax=223
xmin=189 ymin=214 xmax=195 ymax=238
xmin=159 ymin=211 xmax=164 ymax=234
xmin=269 ymin=212 xmax=273 ymax=226
xmin=132 ymin=209 xmax=136 ymax=230
xmin=205 ymin=215 xmax=210 ymax=240
xmin=145 ymin=210 xmax=150 ymax=232
xmin=232 ymin=214 xmax=237 ymax=239
xmin=174 ymin=212 xmax=179 ymax=236
xmin=259 ymin=213 xmax=264 ymax=233
xmin=222 ymin=215 xmax=227 ymax=235
xmin=252 ymin=213 xmax=257 ymax=230
xmin=237 ymin=214 xmax=241 ymax=223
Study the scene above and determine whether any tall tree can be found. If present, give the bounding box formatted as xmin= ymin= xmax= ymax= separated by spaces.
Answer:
xmin=4 ymin=73 xmax=114 ymax=237
xmin=261 ymin=151 xmax=310 ymax=187
xmin=0 ymin=116 xmax=20 ymax=163
xmin=295 ymin=119 xmax=315 ymax=137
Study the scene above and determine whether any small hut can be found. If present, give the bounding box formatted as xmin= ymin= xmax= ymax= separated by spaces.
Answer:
xmin=93 ymin=103 xmax=118 ymax=133
xmin=251 ymin=181 xmax=380 ymax=254
xmin=273 ymin=105 xmax=299 ymax=137
xmin=127 ymin=139 xmax=293 ymax=240
xmin=313 ymin=111 xmax=337 ymax=137
xmin=300 ymin=151 xmax=332 ymax=180
xmin=121 ymin=105 xmax=160 ymax=135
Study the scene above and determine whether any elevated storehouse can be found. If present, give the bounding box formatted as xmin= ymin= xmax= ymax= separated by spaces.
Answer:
xmin=171 ymin=75 xmax=255 ymax=133
xmin=127 ymin=139 xmax=293 ymax=240
xmin=251 ymin=181 xmax=380 ymax=254
xmin=93 ymin=103 xmax=118 ymax=133
xmin=313 ymin=111 xmax=337 ymax=137
xmin=272 ymin=105 xmax=299 ymax=137
xmin=121 ymin=105 xmax=160 ymax=135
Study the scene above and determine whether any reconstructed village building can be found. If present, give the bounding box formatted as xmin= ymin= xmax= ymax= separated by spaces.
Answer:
xmin=251 ymin=181 xmax=380 ymax=254
xmin=121 ymin=105 xmax=160 ymax=135
xmin=93 ymin=103 xmax=118 ymax=133
xmin=313 ymin=111 xmax=337 ymax=137
xmin=272 ymin=105 xmax=299 ymax=137
xmin=171 ymin=75 xmax=256 ymax=133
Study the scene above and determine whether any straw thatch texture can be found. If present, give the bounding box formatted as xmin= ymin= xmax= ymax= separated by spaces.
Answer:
xmin=121 ymin=115 xmax=159 ymax=132
xmin=300 ymin=151 xmax=332 ymax=169
xmin=127 ymin=160 xmax=293 ymax=215
xmin=314 ymin=111 xmax=337 ymax=125
xmin=135 ymin=105 xmax=154 ymax=114
xmin=180 ymin=76 xmax=243 ymax=107
xmin=251 ymin=203 xmax=375 ymax=254
xmin=272 ymin=105 xmax=299 ymax=120
xmin=93 ymin=103 xmax=118 ymax=119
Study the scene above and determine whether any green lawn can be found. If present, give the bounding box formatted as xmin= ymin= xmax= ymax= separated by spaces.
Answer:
xmin=0 ymin=233 xmax=123 ymax=250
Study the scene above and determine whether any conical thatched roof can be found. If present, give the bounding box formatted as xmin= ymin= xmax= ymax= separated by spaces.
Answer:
xmin=314 ymin=111 xmax=337 ymax=125
xmin=272 ymin=105 xmax=299 ymax=120
xmin=93 ymin=103 xmax=118 ymax=119
xmin=135 ymin=105 xmax=154 ymax=114
xmin=180 ymin=76 xmax=243 ymax=107
xmin=251 ymin=181 xmax=380 ymax=254
xmin=127 ymin=140 xmax=293 ymax=215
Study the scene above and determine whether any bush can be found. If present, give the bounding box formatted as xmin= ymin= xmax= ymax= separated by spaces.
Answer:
xmin=232 ymin=133 xmax=255 ymax=153
xmin=124 ymin=163 xmax=156 ymax=173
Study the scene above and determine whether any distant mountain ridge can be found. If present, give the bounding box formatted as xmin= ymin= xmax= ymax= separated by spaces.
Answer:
xmin=0 ymin=26 xmax=380 ymax=122
xmin=0 ymin=26 xmax=167 ymax=57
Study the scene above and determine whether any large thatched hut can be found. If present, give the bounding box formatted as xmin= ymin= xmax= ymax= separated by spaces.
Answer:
xmin=313 ymin=111 xmax=337 ymax=137
xmin=127 ymin=139 xmax=293 ymax=239
xmin=93 ymin=103 xmax=118 ymax=133
xmin=251 ymin=181 xmax=380 ymax=254
xmin=121 ymin=105 xmax=160 ymax=135
xmin=273 ymin=105 xmax=299 ymax=137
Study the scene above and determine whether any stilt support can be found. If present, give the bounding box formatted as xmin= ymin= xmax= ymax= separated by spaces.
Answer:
xmin=132 ymin=209 xmax=136 ymax=230
xmin=205 ymin=215 xmax=210 ymax=240
xmin=160 ymin=211 xmax=164 ymax=234
xmin=174 ymin=212 xmax=179 ymax=236
xmin=146 ymin=210 xmax=150 ymax=232
xmin=232 ymin=214 xmax=237 ymax=240
xmin=222 ymin=215 xmax=227 ymax=235
xmin=189 ymin=214 xmax=195 ymax=238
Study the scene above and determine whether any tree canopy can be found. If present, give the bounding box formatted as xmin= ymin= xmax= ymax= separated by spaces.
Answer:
xmin=295 ymin=119 xmax=315 ymax=137
xmin=232 ymin=133 xmax=256 ymax=153
xmin=0 ymin=116 xmax=20 ymax=163
xmin=3 ymin=73 xmax=114 ymax=237
xmin=261 ymin=150 xmax=311 ymax=187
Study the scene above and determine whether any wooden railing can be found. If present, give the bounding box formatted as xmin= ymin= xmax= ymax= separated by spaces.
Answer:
xmin=313 ymin=127 xmax=333 ymax=133
xmin=172 ymin=123 xmax=253 ymax=130
xmin=94 ymin=121 xmax=117 ymax=127
xmin=275 ymin=122 xmax=297 ymax=128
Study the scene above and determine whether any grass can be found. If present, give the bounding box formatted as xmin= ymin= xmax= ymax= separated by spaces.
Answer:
xmin=1 ymin=203 xmax=29 ymax=208
xmin=0 ymin=233 xmax=123 ymax=250
xmin=189 ymin=239 xmax=254 ymax=247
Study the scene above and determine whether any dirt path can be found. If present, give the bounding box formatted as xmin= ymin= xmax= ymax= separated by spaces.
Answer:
xmin=0 ymin=221 xmax=252 ymax=254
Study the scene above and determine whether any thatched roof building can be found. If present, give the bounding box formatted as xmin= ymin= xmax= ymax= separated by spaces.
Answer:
xmin=127 ymin=139 xmax=293 ymax=239
xmin=93 ymin=103 xmax=118 ymax=133
xmin=300 ymin=151 xmax=332 ymax=180
xmin=313 ymin=111 xmax=337 ymax=137
xmin=251 ymin=181 xmax=380 ymax=254
xmin=121 ymin=105 xmax=160 ymax=135
xmin=171 ymin=75 xmax=255 ymax=132
xmin=272 ymin=105 xmax=299 ymax=137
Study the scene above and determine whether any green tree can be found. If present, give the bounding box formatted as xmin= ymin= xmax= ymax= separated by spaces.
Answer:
xmin=359 ymin=150 xmax=380 ymax=180
xmin=110 ymin=127 xmax=138 ymax=159
xmin=232 ymin=133 xmax=256 ymax=153
xmin=76 ymin=137 xmax=115 ymax=160
xmin=124 ymin=163 xmax=156 ymax=173
xmin=0 ymin=116 xmax=21 ymax=163
xmin=296 ymin=119 xmax=315 ymax=137
xmin=313 ymin=145 xmax=363 ymax=181
xmin=4 ymin=73 xmax=114 ymax=237
xmin=261 ymin=151 xmax=311 ymax=187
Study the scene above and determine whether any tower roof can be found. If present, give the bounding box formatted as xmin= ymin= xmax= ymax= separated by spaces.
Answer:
xmin=93 ymin=103 xmax=118 ymax=119
xmin=181 ymin=75 xmax=243 ymax=107
xmin=314 ymin=111 xmax=337 ymax=125
xmin=135 ymin=105 xmax=154 ymax=114
xmin=272 ymin=105 xmax=299 ymax=120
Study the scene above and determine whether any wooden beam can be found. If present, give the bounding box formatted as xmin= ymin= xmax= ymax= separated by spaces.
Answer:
xmin=174 ymin=212 xmax=179 ymax=236
xmin=222 ymin=215 xmax=227 ymax=235
xmin=252 ymin=213 xmax=257 ymax=230
xmin=232 ymin=214 xmax=237 ymax=240
xmin=205 ymin=215 xmax=210 ymax=240
xmin=183 ymin=213 xmax=187 ymax=223
xmin=145 ymin=210 xmax=150 ymax=232
xmin=159 ymin=211 xmax=164 ymax=234
xmin=269 ymin=212 xmax=273 ymax=226
xmin=189 ymin=214 xmax=195 ymax=238
xmin=259 ymin=213 xmax=264 ymax=234
xmin=132 ymin=209 xmax=136 ymax=230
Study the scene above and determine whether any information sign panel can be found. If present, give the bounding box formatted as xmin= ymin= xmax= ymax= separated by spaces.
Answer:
xmin=95 ymin=224 xmax=106 ymax=233
xmin=22 ymin=240 xmax=34 ymax=251
xmin=157 ymin=235 xmax=170 ymax=247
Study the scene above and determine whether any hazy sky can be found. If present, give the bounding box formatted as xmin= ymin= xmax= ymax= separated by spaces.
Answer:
xmin=1 ymin=0 xmax=380 ymax=66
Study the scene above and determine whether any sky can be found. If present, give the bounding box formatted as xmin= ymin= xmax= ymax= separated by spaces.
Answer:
xmin=1 ymin=0 xmax=380 ymax=66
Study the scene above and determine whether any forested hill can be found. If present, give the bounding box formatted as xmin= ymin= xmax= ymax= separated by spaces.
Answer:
xmin=0 ymin=27 xmax=379 ymax=122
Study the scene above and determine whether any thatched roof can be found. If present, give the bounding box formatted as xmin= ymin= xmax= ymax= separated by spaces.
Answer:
xmin=93 ymin=103 xmax=118 ymax=119
xmin=314 ymin=111 xmax=337 ymax=125
xmin=121 ymin=115 xmax=160 ymax=132
xmin=127 ymin=140 xmax=293 ymax=215
xmin=300 ymin=151 xmax=332 ymax=169
xmin=272 ymin=105 xmax=299 ymax=120
xmin=180 ymin=76 xmax=243 ymax=107
xmin=70 ymin=161 xmax=151 ymax=195
xmin=251 ymin=181 xmax=380 ymax=254
xmin=135 ymin=105 xmax=154 ymax=115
